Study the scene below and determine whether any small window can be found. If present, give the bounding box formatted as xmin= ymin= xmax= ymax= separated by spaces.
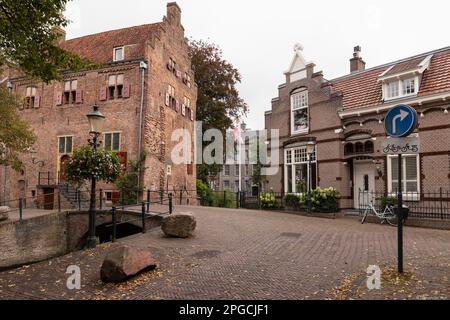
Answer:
xmin=58 ymin=136 xmax=73 ymax=154
xmin=25 ymin=86 xmax=37 ymax=108
xmin=223 ymin=180 xmax=230 ymax=189
xmin=64 ymin=80 xmax=77 ymax=104
xmin=388 ymin=155 xmax=419 ymax=194
xmin=291 ymin=89 xmax=309 ymax=134
xmin=403 ymin=78 xmax=416 ymax=95
xmin=224 ymin=165 xmax=230 ymax=176
xmin=114 ymin=47 xmax=124 ymax=62
xmin=104 ymin=132 xmax=121 ymax=152
xmin=235 ymin=165 xmax=240 ymax=176
xmin=387 ymin=81 xmax=399 ymax=98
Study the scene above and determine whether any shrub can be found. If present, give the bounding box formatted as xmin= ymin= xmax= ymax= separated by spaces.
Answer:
xmin=260 ymin=190 xmax=278 ymax=209
xmin=284 ymin=194 xmax=301 ymax=209
xmin=300 ymin=187 xmax=341 ymax=213
xmin=381 ymin=196 xmax=398 ymax=210
xmin=196 ymin=180 xmax=237 ymax=208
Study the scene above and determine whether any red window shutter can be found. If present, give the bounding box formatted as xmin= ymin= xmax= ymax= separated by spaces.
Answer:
xmin=33 ymin=96 xmax=41 ymax=109
xmin=190 ymin=109 xmax=194 ymax=121
xmin=99 ymin=87 xmax=107 ymax=101
xmin=175 ymin=100 xmax=180 ymax=113
xmin=165 ymin=93 xmax=170 ymax=107
xmin=56 ymin=92 xmax=63 ymax=106
xmin=117 ymin=152 xmax=128 ymax=171
xmin=75 ymin=90 xmax=83 ymax=104
xmin=182 ymin=104 xmax=186 ymax=116
xmin=112 ymin=192 xmax=120 ymax=204
xmin=122 ymin=84 xmax=130 ymax=98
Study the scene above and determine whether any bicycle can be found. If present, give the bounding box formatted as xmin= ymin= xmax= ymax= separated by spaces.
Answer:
xmin=361 ymin=201 xmax=398 ymax=226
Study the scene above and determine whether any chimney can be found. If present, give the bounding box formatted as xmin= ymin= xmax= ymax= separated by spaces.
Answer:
xmin=167 ymin=2 xmax=181 ymax=25
xmin=52 ymin=26 xmax=66 ymax=44
xmin=350 ymin=46 xmax=366 ymax=73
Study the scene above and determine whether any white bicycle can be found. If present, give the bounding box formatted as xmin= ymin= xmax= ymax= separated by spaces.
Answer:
xmin=361 ymin=201 xmax=398 ymax=226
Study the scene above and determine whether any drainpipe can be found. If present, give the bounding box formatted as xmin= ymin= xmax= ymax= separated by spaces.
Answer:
xmin=137 ymin=61 xmax=148 ymax=202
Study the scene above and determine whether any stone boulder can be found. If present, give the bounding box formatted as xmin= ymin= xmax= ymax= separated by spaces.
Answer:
xmin=100 ymin=245 xmax=157 ymax=283
xmin=161 ymin=213 xmax=196 ymax=238
xmin=0 ymin=206 xmax=9 ymax=222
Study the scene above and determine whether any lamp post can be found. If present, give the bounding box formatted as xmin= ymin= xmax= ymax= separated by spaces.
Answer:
xmin=86 ymin=105 xmax=105 ymax=249
xmin=306 ymin=142 xmax=315 ymax=192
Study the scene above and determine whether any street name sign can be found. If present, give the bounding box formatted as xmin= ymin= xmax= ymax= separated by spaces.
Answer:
xmin=384 ymin=104 xmax=418 ymax=138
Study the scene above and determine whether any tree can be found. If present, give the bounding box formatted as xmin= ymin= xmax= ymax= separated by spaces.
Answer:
xmin=115 ymin=154 xmax=146 ymax=205
xmin=0 ymin=0 xmax=87 ymax=83
xmin=189 ymin=40 xmax=248 ymax=182
xmin=0 ymin=86 xmax=35 ymax=170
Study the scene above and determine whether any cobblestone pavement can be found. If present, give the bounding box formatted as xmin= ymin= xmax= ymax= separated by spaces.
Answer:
xmin=0 ymin=206 xmax=449 ymax=300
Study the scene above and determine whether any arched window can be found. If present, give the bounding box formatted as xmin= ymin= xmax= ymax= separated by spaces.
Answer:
xmin=291 ymin=88 xmax=309 ymax=134
xmin=344 ymin=143 xmax=354 ymax=156
xmin=355 ymin=142 xmax=364 ymax=153
xmin=364 ymin=141 xmax=374 ymax=153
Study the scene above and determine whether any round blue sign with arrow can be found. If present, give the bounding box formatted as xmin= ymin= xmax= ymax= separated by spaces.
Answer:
xmin=384 ymin=105 xmax=418 ymax=138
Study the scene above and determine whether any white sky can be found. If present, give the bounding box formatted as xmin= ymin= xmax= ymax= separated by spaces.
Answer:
xmin=65 ymin=0 xmax=450 ymax=131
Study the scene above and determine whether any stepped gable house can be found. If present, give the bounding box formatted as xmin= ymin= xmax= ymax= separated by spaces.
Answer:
xmin=0 ymin=2 xmax=197 ymax=208
xmin=265 ymin=44 xmax=450 ymax=209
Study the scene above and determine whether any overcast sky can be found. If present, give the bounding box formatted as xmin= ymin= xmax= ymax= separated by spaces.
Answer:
xmin=65 ymin=0 xmax=449 ymax=131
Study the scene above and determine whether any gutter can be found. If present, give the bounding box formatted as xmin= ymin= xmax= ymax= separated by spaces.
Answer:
xmin=137 ymin=61 xmax=148 ymax=202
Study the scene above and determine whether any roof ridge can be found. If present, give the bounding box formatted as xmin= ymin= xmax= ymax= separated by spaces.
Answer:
xmin=64 ymin=22 xmax=161 ymax=43
xmin=331 ymin=45 xmax=450 ymax=82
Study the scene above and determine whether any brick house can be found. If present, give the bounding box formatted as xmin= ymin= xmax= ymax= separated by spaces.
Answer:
xmin=0 ymin=2 xmax=197 ymax=208
xmin=265 ymin=44 xmax=450 ymax=209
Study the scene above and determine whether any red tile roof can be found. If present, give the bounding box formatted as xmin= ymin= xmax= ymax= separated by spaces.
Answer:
xmin=61 ymin=23 xmax=161 ymax=64
xmin=331 ymin=47 xmax=450 ymax=110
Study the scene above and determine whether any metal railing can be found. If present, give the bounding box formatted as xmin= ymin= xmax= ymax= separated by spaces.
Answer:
xmin=358 ymin=188 xmax=450 ymax=220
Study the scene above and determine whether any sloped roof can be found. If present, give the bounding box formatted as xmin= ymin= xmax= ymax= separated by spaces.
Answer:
xmin=61 ymin=23 xmax=161 ymax=64
xmin=331 ymin=47 xmax=450 ymax=110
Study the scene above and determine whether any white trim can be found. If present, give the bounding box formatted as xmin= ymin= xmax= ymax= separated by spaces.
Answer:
xmin=339 ymin=91 xmax=450 ymax=119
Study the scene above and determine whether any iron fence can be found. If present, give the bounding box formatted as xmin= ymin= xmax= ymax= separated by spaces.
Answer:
xmin=358 ymin=189 xmax=450 ymax=220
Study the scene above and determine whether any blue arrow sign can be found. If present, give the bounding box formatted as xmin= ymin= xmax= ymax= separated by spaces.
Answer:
xmin=384 ymin=105 xmax=418 ymax=138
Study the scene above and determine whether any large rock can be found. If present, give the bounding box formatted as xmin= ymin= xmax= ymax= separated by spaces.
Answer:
xmin=161 ymin=213 xmax=196 ymax=238
xmin=100 ymin=245 xmax=157 ymax=283
xmin=0 ymin=206 xmax=9 ymax=222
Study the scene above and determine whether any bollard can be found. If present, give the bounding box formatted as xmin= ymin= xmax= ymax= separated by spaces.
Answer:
xmin=169 ymin=193 xmax=173 ymax=214
xmin=141 ymin=202 xmax=146 ymax=233
xmin=19 ymin=198 xmax=23 ymax=221
xmin=112 ymin=207 xmax=117 ymax=242
xmin=147 ymin=190 xmax=150 ymax=213
xmin=160 ymin=190 xmax=163 ymax=205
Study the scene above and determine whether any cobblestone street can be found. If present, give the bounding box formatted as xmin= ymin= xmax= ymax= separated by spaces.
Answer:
xmin=0 ymin=206 xmax=449 ymax=300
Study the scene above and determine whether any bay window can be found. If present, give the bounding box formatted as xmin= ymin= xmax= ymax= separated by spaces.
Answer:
xmin=291 ymin=89 xmax=309 ymax=134
xmin=285 ymin=145 xmax=317 ymax=194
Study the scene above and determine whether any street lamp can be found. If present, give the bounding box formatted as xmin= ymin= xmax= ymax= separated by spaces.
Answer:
xmin=86 ymin=105 xmax=105 ymax=249
xmin=306 ymin=142 xmax=315 ymax=192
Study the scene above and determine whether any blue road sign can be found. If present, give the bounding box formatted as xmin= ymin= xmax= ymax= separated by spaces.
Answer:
xmin=384 ymin=105 xmax=418 ymax=138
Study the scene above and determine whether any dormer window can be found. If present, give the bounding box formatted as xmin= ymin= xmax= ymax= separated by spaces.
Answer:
xmin=114 ymin=47 xmax=124 ymax=62
xmin=384 ymin=78 xmax=418 ymax=100
xmin=403 ymin=78 xmax=416 ymax=95
xmin=387 ymin=81 xmax=399 ymax=98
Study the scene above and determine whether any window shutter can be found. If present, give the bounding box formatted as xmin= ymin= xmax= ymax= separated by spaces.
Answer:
xmin=75 ymin=90 xmax=83 ymax=104
xmin=122 ymin=84 xmax=130 ymax=98
xmin=33 ymin=96 xmax=41 ymax=109
xmin=190 ymin=109 xmax=194 ymax=121
xmin=56 ymin=92 xmax=63 ymax=106
xmin=182 ymin=104 xmax=186 ymax=116
xmin=99 ymin=87 xmax=107 ymax=101
xmin=165 ymin=93 xmax=170 ymax=107
xmin=175 ymin=99 xmax=179 ymax=112
xmin=117 ymin=152 xmax=128 ymax=171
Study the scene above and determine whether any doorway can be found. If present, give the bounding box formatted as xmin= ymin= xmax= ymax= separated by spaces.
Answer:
xmin=43 ymin=188 xmax=54 ymax=210
xmin=353 ymin=161 xmax=375 ymax=209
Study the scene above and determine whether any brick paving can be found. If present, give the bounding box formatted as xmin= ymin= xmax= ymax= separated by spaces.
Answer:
xmin=0 ymin=206 xmax=449 ymax=300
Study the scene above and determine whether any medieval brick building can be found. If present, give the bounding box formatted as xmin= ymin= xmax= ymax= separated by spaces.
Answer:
xmin=265 ymin=44 xmax=450 ymax=209
xmin=1 ymin=2 xmax=197 ymax=208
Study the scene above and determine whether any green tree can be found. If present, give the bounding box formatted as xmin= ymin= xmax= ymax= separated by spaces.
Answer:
xmin=189 ymin=40 xmax=248 ymax=182
xmin=0 ymin=86 xmax=36 ymax=170
xmin=0 ymin=0 xmax=87 ymax=83
xmin=115 ymin=154 xmax=146 ymax=205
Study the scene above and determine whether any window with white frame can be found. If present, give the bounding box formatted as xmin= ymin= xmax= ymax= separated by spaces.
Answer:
xmin=25 ymin=86 xmax=37 ymax=108
xmin=387 ymin=154 xmax=420 ymax=194
xmin=384 ymin=77 xmax=418 ymax=100
xmin=403 ymin=78 xmax=416 ymax=95
xmin=291 ymin=89 xmax=309 ymax=134
xmin=284 ymin=145 xmax=317 ymax=194
xmin=104 ymin=132 xmax=121 ymax=152
xmin=114 ymin=47 xmax=124 ymax=62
